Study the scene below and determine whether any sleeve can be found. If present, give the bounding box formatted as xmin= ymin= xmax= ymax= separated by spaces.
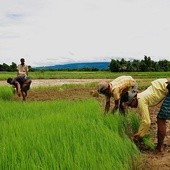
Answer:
xmin=135 ymin=99 xmax=151 ymax=137
xmin=112 ymin=88 xmax=120 ymax=101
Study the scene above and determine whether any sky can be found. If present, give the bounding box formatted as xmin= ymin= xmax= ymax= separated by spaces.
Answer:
xmin=0 ymin=0 xmax=170 ymax=67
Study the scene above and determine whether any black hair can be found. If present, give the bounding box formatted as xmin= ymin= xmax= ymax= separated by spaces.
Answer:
xmin=7 ymin=78 xmax=12 ymax=84
xmin=20 ymin=58 xmax=25 ymax=62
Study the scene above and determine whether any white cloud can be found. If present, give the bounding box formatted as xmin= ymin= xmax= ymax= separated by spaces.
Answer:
xmin=0 ymin=0 xmax=170 ymax=66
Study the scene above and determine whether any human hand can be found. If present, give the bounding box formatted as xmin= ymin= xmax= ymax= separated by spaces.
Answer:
xmin=133 ymin=134 xmax=142 ymax=143
xmin=17 ymin=92 xmax=21 ymax=97
xmin=105 ymin=105 xmax=110 ymax=113
xmin=90 ymin=90 xmax=99 ymax=97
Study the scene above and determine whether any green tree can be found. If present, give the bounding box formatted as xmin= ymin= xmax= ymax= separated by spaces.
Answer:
xmin=2 ymin=63 xmax=10 ymax=71
xmin=158 ymin=60 xmax=170 ymax=71
xmin=109 ymin=59 xmax=120 ymax=72
xmin=9 ymin=62 xmax=17 ymax=71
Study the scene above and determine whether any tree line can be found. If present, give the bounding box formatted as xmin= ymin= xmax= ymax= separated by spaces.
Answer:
xmin=0 ymin=56 xmax=170 ymax=72
xmin=109 ymin=56 xmax=170 ymax=72
xmin=0 ymin=62 xmax=32 ymax=72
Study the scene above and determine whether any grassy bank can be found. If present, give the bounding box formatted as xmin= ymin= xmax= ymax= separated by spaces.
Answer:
xmin=0 ymin=71 xmax=170 ymax=80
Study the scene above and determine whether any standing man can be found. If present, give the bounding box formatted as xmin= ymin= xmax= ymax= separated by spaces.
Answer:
xmin=127 ymin=78 xmax=170 ymax=152
xmin=7 ymin=75 xmax=32 ymax=101
xmin=97 ymin=75 xmax=138 ymax=114
xmin=17 ymin=58 xmax=29 ymax=76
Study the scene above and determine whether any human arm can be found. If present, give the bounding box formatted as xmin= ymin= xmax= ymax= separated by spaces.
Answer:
xmin=18 ymin=70 xmax=26 ymax=76
xmin=111 ymin=88 xmax=120 ymax=113
xmin=15 ymin=82 xmax=21 ymax=97
xmin=105 ymin=96 xmax=111 ymax=113
xmin=111 ymin=99 xmax=119 ymax=113
xmin=17 ymin=65 xmax=28 ymax=76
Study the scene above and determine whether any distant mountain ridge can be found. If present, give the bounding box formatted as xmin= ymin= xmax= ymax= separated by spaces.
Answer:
xmin=35 ymin=62 xmax=110 ymax=70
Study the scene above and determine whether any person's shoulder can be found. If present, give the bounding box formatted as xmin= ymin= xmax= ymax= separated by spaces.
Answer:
xmin=151 ymin=78 xmax=167 ymax=85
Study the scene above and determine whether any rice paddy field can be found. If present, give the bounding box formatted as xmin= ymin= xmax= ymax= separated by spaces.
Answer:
xmin=1 ymin=70 xmax=170 ymax=80
xmin=1 ymin=71 xmax=170 ymax=169
xmin=0 ymin=88 xmax=140 ymax=169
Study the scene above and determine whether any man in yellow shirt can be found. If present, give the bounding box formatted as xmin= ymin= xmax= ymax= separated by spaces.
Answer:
xmin=97 ymin=75 xmax=138 ymax=115
xmin=127 ymin=78 xmax=170 ymax=152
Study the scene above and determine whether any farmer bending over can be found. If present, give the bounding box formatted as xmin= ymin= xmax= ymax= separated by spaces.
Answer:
xmin=127 ymin=78 xmax=170 ymax=152
xmin=7 ymin=75 xmax=32 ymax=101
xmin=97 ymin=75 xmax=138 ymax=115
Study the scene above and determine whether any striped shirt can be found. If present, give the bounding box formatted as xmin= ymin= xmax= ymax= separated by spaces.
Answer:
xmin=109 ymin=76 xmax=137 ymax=101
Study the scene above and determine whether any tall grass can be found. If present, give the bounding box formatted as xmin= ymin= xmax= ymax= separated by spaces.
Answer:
xmin=0 ymin=99 xmax=140 ymax=169
xmin=0 ymin=85 xmax=14 ymax=100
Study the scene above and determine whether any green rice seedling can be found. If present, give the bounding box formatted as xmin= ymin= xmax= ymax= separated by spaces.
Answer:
xmin=141 ymin=134 xmax=155 ymax=150
xmin=127 ymin=111 xmax=155 ymax=150
xmin=0 ymin=85 xmax=14 ymax=100
xmin=0 ymin=99 xmax=140 ymax=170
xmin=128 ymin=111 xmax=140 ymax=134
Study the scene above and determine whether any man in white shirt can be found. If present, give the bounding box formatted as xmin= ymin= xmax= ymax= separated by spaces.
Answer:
xmin=17 ymin=58 xmax=29 ymax=76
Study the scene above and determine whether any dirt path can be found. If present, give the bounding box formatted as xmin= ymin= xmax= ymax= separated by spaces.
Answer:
xmin=0 ymin=78 xmax=111 ymax=87
xmin=31 ymin=79 xmax=106 ymax=87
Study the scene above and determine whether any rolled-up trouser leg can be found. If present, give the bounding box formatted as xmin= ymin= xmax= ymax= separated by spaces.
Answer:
xmin=156 ymin=118 xmax=166 ymax=152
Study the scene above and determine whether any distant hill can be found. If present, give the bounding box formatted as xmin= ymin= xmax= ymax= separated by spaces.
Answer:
xmin=35 ymin=62 xmax=110 ymax=70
